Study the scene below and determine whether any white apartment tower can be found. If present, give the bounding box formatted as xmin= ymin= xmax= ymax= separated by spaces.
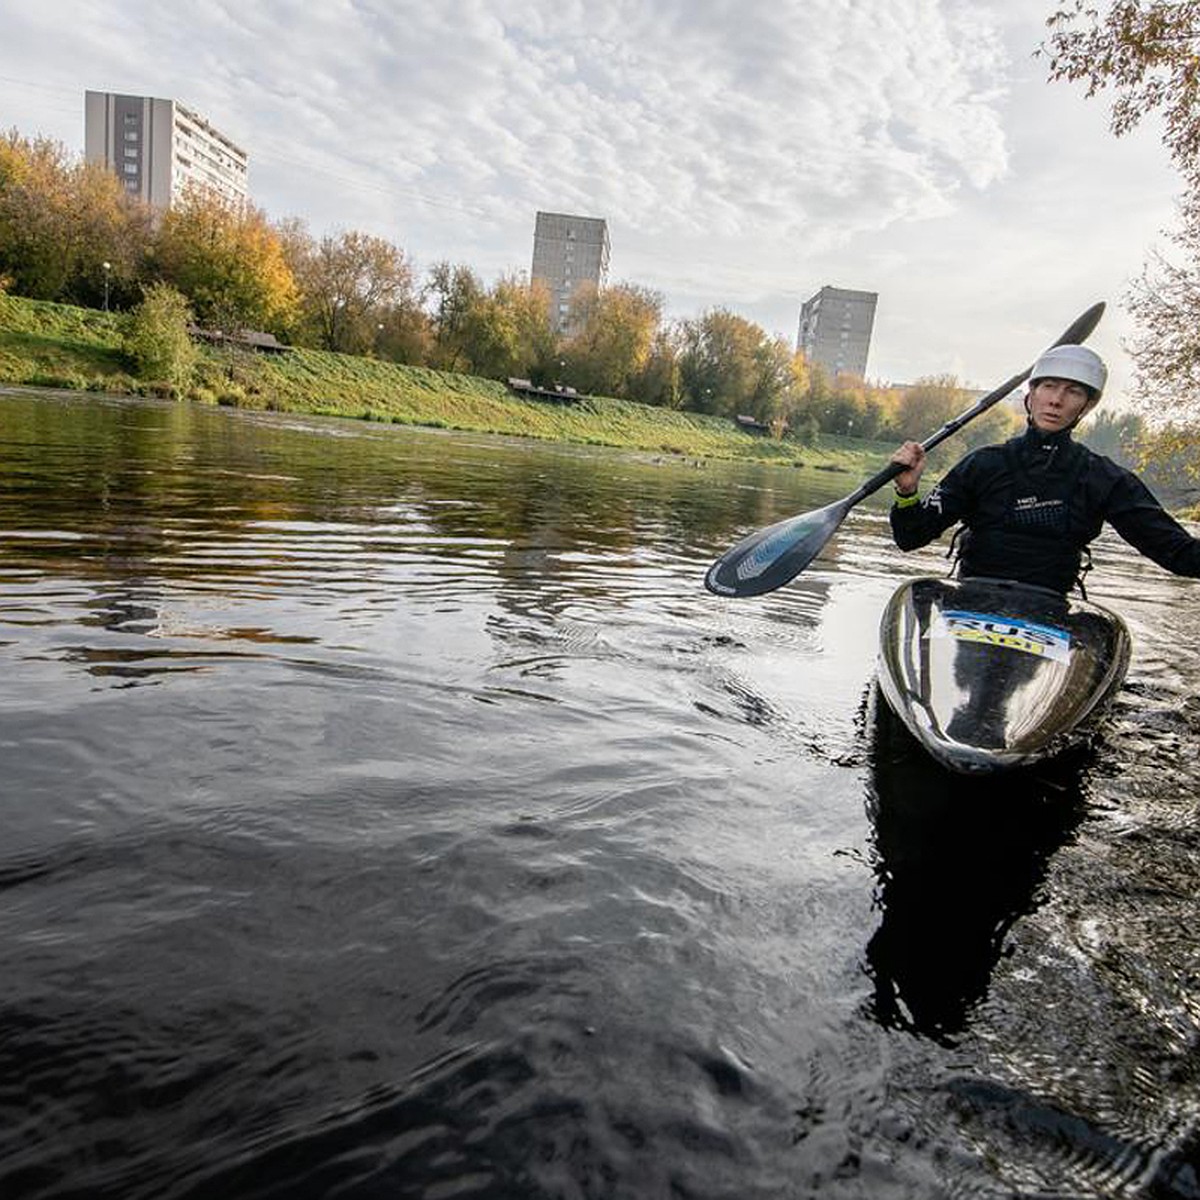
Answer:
xmin=531 ymin=212 xmax=610 ymax=333
xmin=797 ymin=285 xmax=878 ymax=380
xmin=84 ymin=91 xmax=248 ymax=210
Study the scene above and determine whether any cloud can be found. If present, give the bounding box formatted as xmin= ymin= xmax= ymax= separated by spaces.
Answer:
xmin=2 ymin=1 xmax=1011 ymax=248
xmin=37 ymin=1 xmax=1006 ymax=238
xmin=0 ymin=0 xmax=1182 ymax=400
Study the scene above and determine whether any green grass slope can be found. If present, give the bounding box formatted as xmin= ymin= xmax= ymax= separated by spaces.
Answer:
xmin=0 ymin=294 xmax=894 ymax=474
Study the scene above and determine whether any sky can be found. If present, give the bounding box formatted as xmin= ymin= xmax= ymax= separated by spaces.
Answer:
xmin=0 ymin=0 xmax=1183 ymax=407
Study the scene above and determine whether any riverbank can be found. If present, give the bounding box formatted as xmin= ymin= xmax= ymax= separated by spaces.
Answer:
xmin=0 ymin=294 xmax=894 ymax=476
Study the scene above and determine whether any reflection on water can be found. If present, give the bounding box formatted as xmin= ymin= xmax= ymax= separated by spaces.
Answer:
xmin=863 ymin=688 xmax=1089 ymax=1044
xmin=3 ymin=390 xmax=1200 ymax=1198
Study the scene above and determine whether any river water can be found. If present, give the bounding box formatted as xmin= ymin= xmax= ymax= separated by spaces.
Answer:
xmin=1 ymin=389 xmax=1199 ymax=1199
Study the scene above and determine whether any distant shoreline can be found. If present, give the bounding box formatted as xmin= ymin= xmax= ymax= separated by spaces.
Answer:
xmin=0 ymin=294 xmax=897 ymax=479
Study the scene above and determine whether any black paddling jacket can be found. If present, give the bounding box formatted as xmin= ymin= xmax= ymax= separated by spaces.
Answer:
xmin=890 ymin=425 xmax=1200 ymax=594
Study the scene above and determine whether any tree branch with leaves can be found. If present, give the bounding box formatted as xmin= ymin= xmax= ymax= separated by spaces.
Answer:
xmin=1043 ymin=2 xmax=1200 ymax=442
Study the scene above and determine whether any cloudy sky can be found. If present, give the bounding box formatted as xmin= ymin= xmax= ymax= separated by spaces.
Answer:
xmin=0 ymin=0 xmax=1182 ymax=405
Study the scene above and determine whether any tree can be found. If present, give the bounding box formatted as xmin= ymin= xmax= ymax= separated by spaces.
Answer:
xmin=466 ymin=273 xmax=556 ymax=381
xmin=563 ymin=282 xmax=662 ymax=397
xmin=0 ymin=130 xmax=149 ymax=306
xmin=677 ymin=309 xmax=790 ymax=421
xmin=961 ymin=401 xmax=1023 ymax=452
xmin=781 ymin=353 xmax=822 ymax=442
xmin=1122 ymin=201 xmax=1200 ymax=415
xmin=1043 ymin=2 xmax=1200 ymax=188
xmin=288 ymin=226 xmax=417 ymax=354
xmin=424 ymin=261 xmax=486 ymax=372
xmin=744 ymin=336 xmax=799 ymax=432
xmin=628 ymin=327 xmax=682 ymax=408
xmin=67 ymin=160 xmax=153 ymax=310
xmin=124 ymin=282 xmax=198 ymax=393
xmin=1043 ymin=3 xmax=1200 ymax=440
xmin=891 ymin=375 xmax=970 ymax=442
xmin=422 ymin=267 xmax=557 ymax=380
xmin=1078 ymin=408 xmax=1146 ymax=463
xmin=375 ymin=301 xmax=434 ymax=366
xmin=153 ymin=187 xmax=298 ymax=333
xmin=0 ymin=133 xmax=80 ymax=300
xmin=1078 ymin=408 xmax=1200 ymax=497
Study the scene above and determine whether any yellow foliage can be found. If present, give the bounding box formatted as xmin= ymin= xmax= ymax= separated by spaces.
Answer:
xmin=155 ymin=186 xmax=298 ymax=332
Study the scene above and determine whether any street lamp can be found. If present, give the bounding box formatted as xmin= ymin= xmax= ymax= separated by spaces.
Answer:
xmin=102 ymin=261 xmax=111 ymax=312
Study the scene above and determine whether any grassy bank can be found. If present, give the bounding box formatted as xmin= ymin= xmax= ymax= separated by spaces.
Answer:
xmin=0 ymin=294 xmax=894 ymax=475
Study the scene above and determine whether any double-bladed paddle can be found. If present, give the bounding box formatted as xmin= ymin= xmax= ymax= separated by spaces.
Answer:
xmin=704 ymin=302 xmax=1106 ymax=598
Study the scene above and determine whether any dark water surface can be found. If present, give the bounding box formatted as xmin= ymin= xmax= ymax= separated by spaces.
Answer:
xmin=2 ymin=389 xmax=1199 ymax=1199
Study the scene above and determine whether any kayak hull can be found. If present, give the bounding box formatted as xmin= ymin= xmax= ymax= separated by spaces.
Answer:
xmin=876 ymin=576 xmax=1131 ymax=774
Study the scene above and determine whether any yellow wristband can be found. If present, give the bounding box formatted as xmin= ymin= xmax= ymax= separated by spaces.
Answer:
xmin=893 ymin=490 xmax=920 ymax=508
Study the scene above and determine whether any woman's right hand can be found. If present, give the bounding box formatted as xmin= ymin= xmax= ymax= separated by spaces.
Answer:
xmin=891 ymin=441 xmax=926 ymax=496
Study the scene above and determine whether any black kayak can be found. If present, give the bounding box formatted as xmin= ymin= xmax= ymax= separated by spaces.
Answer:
xmin=876 ymin=576 xmax=1131 ymax=774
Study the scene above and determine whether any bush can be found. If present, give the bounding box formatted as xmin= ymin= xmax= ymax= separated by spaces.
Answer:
xmin=124 ymin=283 xmax=198 ymax=394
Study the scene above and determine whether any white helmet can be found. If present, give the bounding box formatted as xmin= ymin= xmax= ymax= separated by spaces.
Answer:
xmin=1029 ymin=344 xmax=1107 ymax=413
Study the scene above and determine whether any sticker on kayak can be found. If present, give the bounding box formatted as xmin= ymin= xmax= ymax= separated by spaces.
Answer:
xmin=931 ymin=609 xmax=1071 ymax=662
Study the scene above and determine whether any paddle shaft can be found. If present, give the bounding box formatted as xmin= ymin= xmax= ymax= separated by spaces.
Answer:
xmin=844 ymin=366 xmax=1028 ymax=506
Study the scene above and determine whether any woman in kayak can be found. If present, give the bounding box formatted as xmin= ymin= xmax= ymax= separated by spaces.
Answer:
xmin=888 ymin=345 xmax=1200 ymax=595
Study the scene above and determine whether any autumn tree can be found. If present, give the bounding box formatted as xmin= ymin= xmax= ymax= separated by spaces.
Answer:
xmin=423 ymin=266 xmax=556 ymax=379
xmin=465 ymin=273 xmax=557 ymax=381
xmin=1122 ymin=198 xmax=1200 ymax=414
xmin=890 ymin=375 xmax=971 ymax=442
xmin=424 ymin=261 xmax=487 ymax=373
xmin=677 ymin=308 xmax=796 ymax=427
xmin=1044 ymin=3 xmax=1200 ymax=425
xmin=810 ymin=392 xmax=865 ymax=437
xmin=960 ymin=400 xmax=1023 ymax=452
xmin=285 ymin=225 xmax=419 ymax=354
xmin=628 ymin=327 xmax=682 ymax=408
xmin=69 ymin=160 xmax=154 ymax=310
xmin=0 ymin=131 xmax=149 ymax=306
xmin=375 ymin=301 xmax=434 ymax=366
xmin=153 ymin=187 xmax=298 ymax=334
xmin=1043 ymin=2 xmax=1200 ymax=186
xmin=748 ymin=337 xmax=801 ymax=432
xmin=0 ymin=133 xmax=70 ymax=298
xmin=785 ymin=354 xmax=822 ymax=442
xmin=563 ymin=282 xmax=662 ymax=398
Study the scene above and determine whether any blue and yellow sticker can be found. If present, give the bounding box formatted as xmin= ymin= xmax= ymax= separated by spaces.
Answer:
xmin=932 ymin=609 xmax=1072 ymax=663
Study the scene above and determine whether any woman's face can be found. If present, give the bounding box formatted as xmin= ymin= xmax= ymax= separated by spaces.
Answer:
xmin=1028 ymin=377 xmax=1091 ymax=433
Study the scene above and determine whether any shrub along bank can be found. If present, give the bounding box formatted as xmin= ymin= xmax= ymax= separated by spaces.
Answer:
xmin=0 ymin=293 xmax=895 ymax=474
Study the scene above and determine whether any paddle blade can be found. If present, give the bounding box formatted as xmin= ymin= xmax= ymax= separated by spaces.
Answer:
xmin=704 ymin=499 xmax=849 ymax=597
xmin=1060 ymin=300 xmax=1106 ymax=347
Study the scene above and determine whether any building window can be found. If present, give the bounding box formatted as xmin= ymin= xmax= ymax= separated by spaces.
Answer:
xmin=124 ymin=130 xmax=138 ymax=142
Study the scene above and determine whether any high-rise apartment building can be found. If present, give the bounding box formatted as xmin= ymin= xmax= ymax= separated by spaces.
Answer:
xmin=84 ymin=91 xmax=248 ymax=210
xmin=531 ymin=212 xmax=610 ymax=332
xmin=797 ymin=285 xmax=878 ymax=379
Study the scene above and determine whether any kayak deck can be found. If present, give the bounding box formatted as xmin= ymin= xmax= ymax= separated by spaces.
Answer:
xmin=876 ymin=576 xmax=1131 ymax=774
